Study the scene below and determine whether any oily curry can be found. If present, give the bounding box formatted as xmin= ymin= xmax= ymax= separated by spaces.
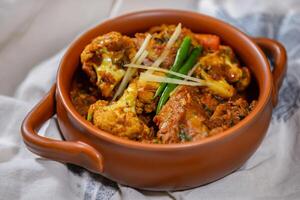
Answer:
xmin=70 ymin=24 xmax=257 ymax=144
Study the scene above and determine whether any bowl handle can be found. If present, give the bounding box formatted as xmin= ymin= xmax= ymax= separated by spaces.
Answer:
xmin=252 ymin=37 xmax=287 ymax=107
xmin=21 ymin=84 xmax=103 ymax=173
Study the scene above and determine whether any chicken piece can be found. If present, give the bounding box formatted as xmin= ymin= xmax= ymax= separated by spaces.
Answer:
xmin=195 ymin=45 xmax=251 ymax=91
xmin=88 ymin=80 xmax=150 ymax=140
xmin=70 ymin=71 xmax=101 ymax=117
xmin=136 ymin=78 xmax=160 ymax=114
xmin=154 ymin=86 xmax=209 ymax=144
xmin=135 ymin=71 xmax=165 ymax=114
xmin=134 ymin=24 xmax=199 ymax=69
xmin=204 ymin=98 xmax=254 ymax=135
xmin=81 ymin=32 xmax=136 ymax=97
xmin=199 ymin=91 xmax=220 ymax=116
xmin=235 ymin=67 xmax=251 ymax=91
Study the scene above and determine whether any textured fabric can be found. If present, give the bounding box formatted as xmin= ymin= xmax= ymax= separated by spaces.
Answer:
xmin=0 ymin=0 xmax=300 ymax=199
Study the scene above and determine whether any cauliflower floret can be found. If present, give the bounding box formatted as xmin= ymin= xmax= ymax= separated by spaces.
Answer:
xmin=81 ymin=32 xmax=136 ymax=97
xmin=192 ymin=45 xmax=252 ymax=97
xmin=198 ymin=68 xmax=235 ymax=98
xmin=87 ymin=80 xmax=150 ymax=139
xmin=195 ymin=45 xmax=250 ymax=90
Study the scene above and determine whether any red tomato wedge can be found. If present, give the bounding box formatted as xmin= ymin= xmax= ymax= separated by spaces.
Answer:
xmin=194 ymin=34 xmax=220 ymax=50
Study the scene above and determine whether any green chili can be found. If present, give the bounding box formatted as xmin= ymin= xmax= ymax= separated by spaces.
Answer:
xmin=156 ymin=46 xmax=202 ymax=114
xmin=87 ymin=109 xmax=93 ymax=122
xmin=153 ymin=36 xmax=191 ymax=99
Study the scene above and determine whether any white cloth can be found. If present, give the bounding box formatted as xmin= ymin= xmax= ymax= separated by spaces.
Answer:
xmin=1 ymin=0 xmax=300 ymax=199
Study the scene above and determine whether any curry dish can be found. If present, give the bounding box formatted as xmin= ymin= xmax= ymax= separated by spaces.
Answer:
xmin=70 ymin=24 xmax=257 ymax=144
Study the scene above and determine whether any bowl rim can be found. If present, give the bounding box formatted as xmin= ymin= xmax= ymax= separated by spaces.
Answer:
xmin=57 ymin=9 xmax=272 ymax=151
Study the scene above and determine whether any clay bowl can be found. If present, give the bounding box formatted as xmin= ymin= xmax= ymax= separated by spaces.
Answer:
xmin=21 ymin=9 xmax=287 ymax=191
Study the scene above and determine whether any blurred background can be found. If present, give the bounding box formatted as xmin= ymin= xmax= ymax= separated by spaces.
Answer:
xmin=0 ymin=0 xmax=194 ymax=95
xmin=0 ymin=0 xmax=298 ymax=96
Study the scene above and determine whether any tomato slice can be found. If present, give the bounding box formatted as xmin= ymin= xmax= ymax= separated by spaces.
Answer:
xmin=195 ymin=34 xmax=220 ymax=50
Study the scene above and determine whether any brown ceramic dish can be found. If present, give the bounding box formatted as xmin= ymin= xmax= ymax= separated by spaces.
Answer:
xmin=21 ymin=10 xmax=287 ymax=191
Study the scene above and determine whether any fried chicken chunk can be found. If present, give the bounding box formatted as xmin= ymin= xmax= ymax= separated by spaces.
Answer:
xmin=88 ymin=80 xmax=150 ymax=139
xmin=154 ymin=86 xmax=209 ymax=144
xmin=134 ymin=24 xmax=199 ymax=69
xmin=205 ymin=98 xmax=257 ymax=135
xmin=136 ymin=78 xmax=160 ymax=114
xmin=81 ymin=32 xmax=136 ymax=97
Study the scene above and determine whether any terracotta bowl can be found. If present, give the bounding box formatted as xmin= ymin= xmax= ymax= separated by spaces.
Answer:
xmin=21 ymin=10 xmax=287 ymax=191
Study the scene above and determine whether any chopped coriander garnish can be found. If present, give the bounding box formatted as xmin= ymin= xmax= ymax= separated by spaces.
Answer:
xmin=178 ymin=130 xmax=191 ymax=142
